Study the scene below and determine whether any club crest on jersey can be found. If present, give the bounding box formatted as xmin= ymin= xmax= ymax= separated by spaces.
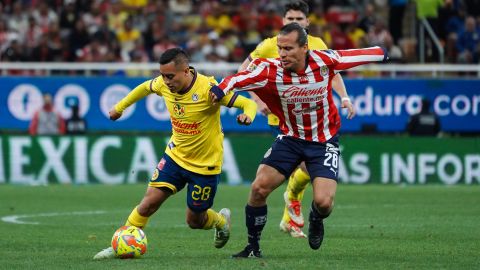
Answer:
xmin=192 ymin=93 xmax=199 ymax=102
xmin=320 ymin=65 xmax=328 ymax=77
xmin=151 ymin=169 xmax=159 ymax=180
xmin=247 ymin=63 xmax=257 ymax=72
xmin=173 ymin=103 xmax=185 ymax=117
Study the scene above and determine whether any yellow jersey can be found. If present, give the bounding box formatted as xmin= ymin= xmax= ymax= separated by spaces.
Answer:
xmin=115 ymin=68 xmax=257 ymax=175
xmin=249 ymin=35 xmax=328 ymax=125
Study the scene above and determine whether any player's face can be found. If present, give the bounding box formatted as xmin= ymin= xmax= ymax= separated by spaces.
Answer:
xmin=283 ymin=10 xmax=309 ymax=29
xmin=159 ymin=62 xmax=190 ymax=93
xmin=277 ymin=31 xmax=308 ymax=72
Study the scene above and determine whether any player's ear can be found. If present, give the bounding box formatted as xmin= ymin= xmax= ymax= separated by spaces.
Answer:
xmin=184 ymin=67 xmax=190 ymax=76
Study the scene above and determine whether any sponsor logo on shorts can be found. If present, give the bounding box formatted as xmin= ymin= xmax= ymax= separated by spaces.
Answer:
xmin=326 ymin=143 xmax=339 ymax=154
xmin=151 ymin=169 xmax=159 ymax=180
xmin=158 ymin=158 xmax=166 ymax=171
xmin=264 ymin=147 xmax=272 ymax=158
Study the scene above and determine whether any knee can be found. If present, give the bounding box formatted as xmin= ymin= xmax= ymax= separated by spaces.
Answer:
xmin=250 ymin=180 xmax=272 ymax=202
xmin=313 ymin=194 xmax=334 ymax=211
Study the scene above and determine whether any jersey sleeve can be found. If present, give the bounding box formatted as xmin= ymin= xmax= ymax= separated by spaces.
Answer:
xmin=220 ymin=92 xmax=257 ymax=122
xmin=217 ymin=58 xmax=270 ymax=95
xmin=315 ymin=46 xmax=388 ymax=72
xmin=114 ymin=80 xmax=153 ymax=113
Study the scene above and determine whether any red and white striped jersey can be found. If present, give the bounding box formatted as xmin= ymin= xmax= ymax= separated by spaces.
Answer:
xmin=218 ymin=46 xmax=387 ymax=142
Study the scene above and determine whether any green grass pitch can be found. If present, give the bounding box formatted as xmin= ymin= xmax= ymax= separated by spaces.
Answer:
xmin=0 ymin=184 xmax=478 ymax=270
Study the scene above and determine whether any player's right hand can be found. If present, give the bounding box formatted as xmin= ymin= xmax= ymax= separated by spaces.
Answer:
xmin=109 ymin=108 xmax=122 ymax=121
xmin=236 ymin=114 xmax=252 ymax=125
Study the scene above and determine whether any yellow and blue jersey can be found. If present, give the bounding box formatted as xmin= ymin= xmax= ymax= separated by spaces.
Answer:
xmin=249 ymin=35 xmax=328 ymax=126
xmin=115 ymin=67 xmax=256 ymax=175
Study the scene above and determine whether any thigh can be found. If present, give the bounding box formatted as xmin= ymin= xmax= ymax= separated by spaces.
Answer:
xmin=149 ymin=153 xmax=187 ymax=194
xmin=304 ymin=136 xmax=340 ymax=182
xmin=249 ymin=164 xmax=286 ymax=206
xmin=261 ymin=136 xmax=303 ymax=178
xmin=185 ymin=172 xmax=220 ymax=213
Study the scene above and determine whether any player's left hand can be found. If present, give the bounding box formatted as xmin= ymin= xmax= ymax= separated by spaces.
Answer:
xmin=342 ymin=99 xmax=355 ymax=119
xmin=237 ymin=114 xmax=252 ymax=125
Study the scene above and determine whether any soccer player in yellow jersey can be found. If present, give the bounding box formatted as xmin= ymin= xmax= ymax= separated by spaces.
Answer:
xmin=93 ymin=48 xmax=257 ymax=259
xmin=238 ymin=1 xmax=356 ymax=238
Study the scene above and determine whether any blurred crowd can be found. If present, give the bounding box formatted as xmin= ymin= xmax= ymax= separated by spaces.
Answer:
xmin=0 ymin=0 xmax=479 ymax=68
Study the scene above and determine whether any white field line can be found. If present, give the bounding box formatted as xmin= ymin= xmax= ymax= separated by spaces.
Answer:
xmin=1 ymin=210 xmax=107 ymax=225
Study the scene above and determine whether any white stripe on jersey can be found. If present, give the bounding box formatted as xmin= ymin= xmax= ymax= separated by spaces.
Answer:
xmin=290 ymin=73 xmax=305 ymax=139
xmin=276 ymin=66 xmax=295 ymax=137
xmin=225 ymin=63 xmax=268 ymax=92
xmin=322 ymin=98 xmax=332 ymax=141
xmin=309 ymin=52 xmax=332 ymax=140
xmin=338 ymin=54 xmax=383 ymax=64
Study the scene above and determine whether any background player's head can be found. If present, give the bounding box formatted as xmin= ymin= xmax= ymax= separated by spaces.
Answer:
xmin=277 ymin=23 xmax=308 ymax=72
xmin=159 ymin=48 xmax=192 ymax=93
xmin=283 ymin=1 xmax=310 ymax=29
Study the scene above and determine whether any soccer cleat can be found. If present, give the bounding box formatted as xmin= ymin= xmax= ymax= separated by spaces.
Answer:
xmin=231 ymin=245 xmax=263 ymax=258
xmin=214 ymin=208 xmax=231 ymax=248
xmin=279 ymin=220 xmax=306 ymax=238
xmin=93 ymin=247 xmax=115 ymax=260
xmin=308 ymin=208 xmax=325 ymax=250
xmin=284 ymin=191 xmax=304 ymax=227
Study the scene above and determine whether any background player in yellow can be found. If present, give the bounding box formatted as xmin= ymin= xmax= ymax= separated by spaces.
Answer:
xmin=238 ymin=1 xmax=356 ymax=238
xmin=94 ymin=48 xmax=257 ymax=259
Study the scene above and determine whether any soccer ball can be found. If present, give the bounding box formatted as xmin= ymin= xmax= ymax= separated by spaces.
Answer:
xmin=111 ymin=226 xmax=148 ymax=258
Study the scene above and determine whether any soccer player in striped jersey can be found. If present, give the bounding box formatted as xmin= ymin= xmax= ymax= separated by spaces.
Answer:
xmin=238 ymin=0 xmax=355 ymax=238
xmin=93 ymin=48 xmax=257 ymax=259
xmin=210 ymin=23 xmax=388 ymax=258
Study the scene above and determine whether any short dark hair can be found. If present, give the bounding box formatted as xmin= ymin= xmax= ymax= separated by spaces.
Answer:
xmin=284 ymin=1 xmax=309 ymax=17
xmin=159 ymin=48 xmax=189 ymax=66
xmin=279 ymin=23 xmax=308 ymax=46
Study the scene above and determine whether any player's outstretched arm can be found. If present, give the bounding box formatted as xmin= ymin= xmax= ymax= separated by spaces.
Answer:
xmin=210 ymin=59 xmax=269 ymax=105
xmin=329 ymin=46 xmax=389 ymax=71
xmin=111 ymin=80 xmax=152 ymax=120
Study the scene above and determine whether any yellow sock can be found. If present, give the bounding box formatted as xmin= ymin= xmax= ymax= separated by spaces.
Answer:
xmin=287 ymin=168 xmax=310 ymax=201
xmin=202 ymin=209 xmax=226 ymax=230
xmin=125 ymin=207 xmax=149 ymax=229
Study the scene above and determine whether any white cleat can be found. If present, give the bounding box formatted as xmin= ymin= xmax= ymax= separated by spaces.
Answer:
xmin=279 ymin=220 xmax=307 ymax=238
xmin=214 ymin=208 xmax=231 ymax=248
xmin=93 ymin=247 xmax=115 ymax=260
xmin=284 ymin=191 xmax=304 ymax=227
